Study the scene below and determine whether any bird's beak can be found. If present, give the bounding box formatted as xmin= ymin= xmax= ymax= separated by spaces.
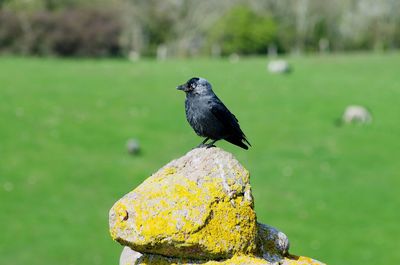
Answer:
xmin=177 ymin=84 xmax=187 ymax=92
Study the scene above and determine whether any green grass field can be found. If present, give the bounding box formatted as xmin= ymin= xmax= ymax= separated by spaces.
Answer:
xmin=1 ymin=53 xmax=399 ymax=265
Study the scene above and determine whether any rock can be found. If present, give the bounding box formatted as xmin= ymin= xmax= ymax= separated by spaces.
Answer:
xmin=119 ymin=247 xmax=324 ymax=265
xmin=128 ymin=50 xmax=140 ymax=62
xmin=110 ymin=147 xmax=325 ymax=265
xmin=120 ymin=247 xmax=142 ymax=265
xmin=257 ymin=223 xmax=290 ymax=262
xmin=268 ymin=44 xmax=278 ymax=57
xmin=126 ymin=139 xmax=140 ymax=155
xmin=267 ymin=59 xmax=291 ymax=74
xmin=228 ymin=53 xmax=240 ymax=63
xmin=342 ymin=105 xmax=372 ymax=124
xmin=157 ymin=44 xmax=168 ymax=61
xmin=211 ymin=44 xmax=221 ymax=58
xmin=110 ymin=147 xmax=257 ymax=259
xmin=318 ymin=38 xmax=330 ymax=53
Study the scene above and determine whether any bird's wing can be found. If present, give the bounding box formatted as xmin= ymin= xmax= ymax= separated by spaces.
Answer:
xmin=210 ymin=100 xmax=251 ymax=148
xmin=206 ymin=96 xmax=251 ymax=148
xmin=210 ymin=101 xmax=240 ymax=131
xmin=209 ymin=99 xmax=248 ymax=136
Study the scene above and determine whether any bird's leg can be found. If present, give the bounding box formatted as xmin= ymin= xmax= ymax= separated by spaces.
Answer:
xmin=206 ymin=139 xmax=218 ymax=148
xmin=196 ymin=137 xmax=210 ymax=148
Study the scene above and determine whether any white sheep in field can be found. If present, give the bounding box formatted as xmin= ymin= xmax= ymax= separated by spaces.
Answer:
xmin=267 ymin=59 xmax=291 ymax=74
xmin=342 ymin=105 xmax=372 ymax=124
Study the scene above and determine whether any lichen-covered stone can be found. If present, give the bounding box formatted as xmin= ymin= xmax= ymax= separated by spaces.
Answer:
xmin=257 ymin=223 xmax=290 ymax=263
xmin=109 ymin=147 xmax=257 ymax=259
xmin=119 ymin=247 xmax=325 ymax=265
xmin=110 ymin=147 xmax=325 ymax=264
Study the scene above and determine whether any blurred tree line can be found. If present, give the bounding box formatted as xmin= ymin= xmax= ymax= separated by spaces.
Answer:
xmin=1 ymin=0 xmax=400 ymax=57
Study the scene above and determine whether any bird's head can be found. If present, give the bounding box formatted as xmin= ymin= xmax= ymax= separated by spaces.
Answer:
xmin=177 ymin=77 xmax=212 ymax=95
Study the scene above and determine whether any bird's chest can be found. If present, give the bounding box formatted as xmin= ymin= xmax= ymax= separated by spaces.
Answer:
xmin=185 ymin=97 xmax=214 ymax=136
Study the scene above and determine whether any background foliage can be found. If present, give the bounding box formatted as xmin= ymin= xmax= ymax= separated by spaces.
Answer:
xmin=208 ymin=6 xmax=277 ymax=55
xmin=1 ymin=0 xmax=400 ymax=57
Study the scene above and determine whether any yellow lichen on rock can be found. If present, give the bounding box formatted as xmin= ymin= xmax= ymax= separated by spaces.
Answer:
xmin=283 ymin=256 xmax=325 ymax=265
xmin=109 ymin=147 xmax=258 ymax=259
xmin=163 ymin=167 xmax=177 ymax=176
xmin=136 ymin=254 xmax=269 ymax=265
xmin=119 ymin=247 xmax=326 ymax=265
xmin=120 ymin=246 xmax=271 ymax=265
xmin=110 ymin=201 xmax=128 ymax=240
xmin=131 ymin=176 xmax=209 ymax=241
xmin=184 ymin=196 xmax=257 ymax=256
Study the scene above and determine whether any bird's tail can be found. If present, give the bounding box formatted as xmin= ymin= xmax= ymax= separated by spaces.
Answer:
xmin=225 ymin=135 xmax=250 ymax=150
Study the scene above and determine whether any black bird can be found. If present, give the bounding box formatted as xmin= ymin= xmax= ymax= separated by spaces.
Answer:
xmin=177 ymin=77 xmax=251 ymax=150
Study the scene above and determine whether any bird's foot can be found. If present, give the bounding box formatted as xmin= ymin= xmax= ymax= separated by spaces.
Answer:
xmin=195 ymin=137 xmax=210 ymax=149
xmin=205 ymin=139 xmax=218 ymax=148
